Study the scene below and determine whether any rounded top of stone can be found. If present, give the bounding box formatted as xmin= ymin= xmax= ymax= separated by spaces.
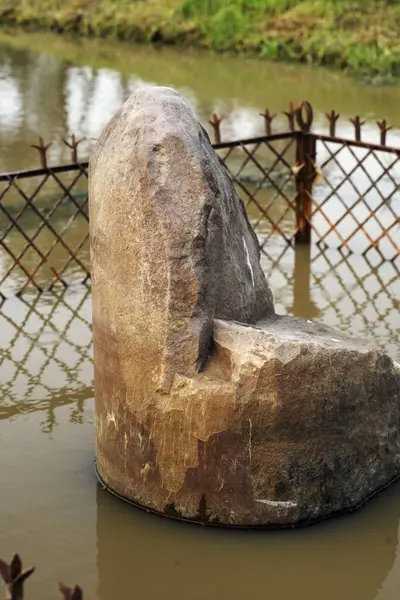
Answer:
xmin=129 ymin=85 xmax=184 ymax=104
xmin=91 ymin=85 xmax=204 ymax=165
xmin=120 ymin=85 xmax=196 ymax=126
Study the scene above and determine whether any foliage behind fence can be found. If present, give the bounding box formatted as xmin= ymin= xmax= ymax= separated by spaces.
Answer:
xmin=0 ymin=100 xmax=399 ymax=299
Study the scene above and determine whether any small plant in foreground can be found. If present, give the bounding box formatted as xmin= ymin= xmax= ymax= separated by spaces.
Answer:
xmin=0 ymin=555 xmax=86 ymax=600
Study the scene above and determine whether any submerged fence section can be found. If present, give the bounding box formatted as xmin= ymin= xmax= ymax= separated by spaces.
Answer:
xmin=0 ymin=100 xmax=399 ymax=298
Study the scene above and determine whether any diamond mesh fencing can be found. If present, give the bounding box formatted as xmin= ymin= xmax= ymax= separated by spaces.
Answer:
xmin=0 ymin=163 xmax=89 ymax=298
xmin=0 ymin=102 xmax=399 ymax=298
xmin=0 ymin=286 xmax=92 ymax=430
xmin=215 ymin=133 xmax=299 ymax=247
xmin=311 ymin=137 xmax=399 ymax=260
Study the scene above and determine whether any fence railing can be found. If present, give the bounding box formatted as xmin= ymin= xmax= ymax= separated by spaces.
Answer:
xmin=0 ymin=100 xmax=399 ymax=298
xmin=213 ymin=101 xmax=399 ymax=256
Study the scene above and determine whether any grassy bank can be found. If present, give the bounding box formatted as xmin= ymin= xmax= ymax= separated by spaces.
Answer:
xmin=0 ymin=0 xmax=399 ymax=80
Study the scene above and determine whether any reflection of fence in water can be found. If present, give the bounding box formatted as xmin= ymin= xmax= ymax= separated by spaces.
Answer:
xmin=260 ymin=245 xmax=399 ymax=362
xmin=0 ymin=242 xmax=398 ymax=435
xmin=0 ymin=287 xmax=92 ymax=432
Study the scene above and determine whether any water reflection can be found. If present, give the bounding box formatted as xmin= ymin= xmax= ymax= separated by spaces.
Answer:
xmin=0 ymin=241 xmax=398 ymax=432
xmin=95 ymin=481 xmax=400 ymax=600
xmin=0 ymin=32 xmax=400 ymax=173
xmin=1 ymin=394 xmax=399 ymax=600
xmin=0 ymin=401 xmax=97 ymax=600
xmin=0 ymin=287 xmax=92 ymax=430
xmin=263 ymin=244 xmax=399 ymax=361
xmin=291 ymin=245 xmax=320 ymax=319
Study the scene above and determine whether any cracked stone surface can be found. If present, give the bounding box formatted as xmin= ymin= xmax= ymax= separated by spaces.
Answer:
xmin=89 ymin=86 xmax=400 ymax=527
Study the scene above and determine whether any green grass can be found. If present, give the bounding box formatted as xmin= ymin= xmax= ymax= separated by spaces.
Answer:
xmin=0 ymin=0 xmax=399 ymax=80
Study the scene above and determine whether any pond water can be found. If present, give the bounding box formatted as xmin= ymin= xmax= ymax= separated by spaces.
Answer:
xmin=0 ymin=31 xmax=400 ymax=600
xmin=1 ymin=30 xmax=400 ymax=172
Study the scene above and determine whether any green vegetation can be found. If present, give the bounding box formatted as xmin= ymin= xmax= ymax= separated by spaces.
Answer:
xmin=0 ymin=0 xmax=399 ymax=80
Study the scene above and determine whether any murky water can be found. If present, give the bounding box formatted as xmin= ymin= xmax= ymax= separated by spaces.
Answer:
xmin=1 ymin=30 xmax=400 ymax=172
xmin=1 ymin=281 xmax=400 ymax=600
xmin=0 ymin=31 xmax=400 ymax=600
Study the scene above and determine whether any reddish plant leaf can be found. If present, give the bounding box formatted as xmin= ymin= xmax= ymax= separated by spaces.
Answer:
xmin=59 ymin=583 xmax=83 ymax=600
xmin=15 ymin=567 xmax=35 ymax=584
xmin=71 ymin=586 xmax=83 ymax=600
xmin=59 ymin=582 xmax=73 ymax=599
xmin=0 ymin=559 xmax=10 ymax=584
xmin=10 ymin=555 xmax=22 ymax=581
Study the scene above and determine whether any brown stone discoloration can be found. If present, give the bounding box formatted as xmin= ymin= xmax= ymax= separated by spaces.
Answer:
xmin=90 ymin=86 xmax=400 ymax=527
xmin=150 ymin=374 xmax=237 ymax=493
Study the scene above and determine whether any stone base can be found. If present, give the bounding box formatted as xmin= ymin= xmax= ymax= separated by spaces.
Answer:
xmin=94 ymin=459 xmax=400 ymax=529
xmin=95 ymin=315 xmax=400 ymax=528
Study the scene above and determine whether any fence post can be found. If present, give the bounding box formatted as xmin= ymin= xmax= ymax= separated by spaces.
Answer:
xmin=209 ymin=114 xmax=224 ymax=144
xmin=294 ymin=101 xmax=316 ymax=246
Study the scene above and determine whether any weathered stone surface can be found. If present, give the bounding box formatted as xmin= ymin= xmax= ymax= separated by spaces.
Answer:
xmin=90 ymin=86 xmax=273 ymax=390
xmin=90 ymin=86 xmax=400 ymax=527
xmin=206 ymin=317 xmax=400 ymax=524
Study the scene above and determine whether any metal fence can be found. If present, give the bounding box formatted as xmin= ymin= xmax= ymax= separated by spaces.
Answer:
xmin=0 ymin=100 xmax=399 ymax=299
xmin=213 ymin=101 xmax=399 ymax=255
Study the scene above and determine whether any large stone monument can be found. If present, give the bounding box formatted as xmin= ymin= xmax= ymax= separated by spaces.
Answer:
xmin=89 ymin=86 xmax=400 ymax=527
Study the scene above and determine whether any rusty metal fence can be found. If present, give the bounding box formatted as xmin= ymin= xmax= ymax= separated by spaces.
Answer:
xmin=0 ymin=158 xmax=89 ymax=298
xmin=213 ymin=102 xmax=399 ymax=256
xmin=0 ymin=100 xmax=399 ymax=299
